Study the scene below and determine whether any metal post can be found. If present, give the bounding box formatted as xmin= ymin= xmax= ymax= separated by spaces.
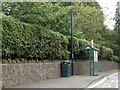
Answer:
xmin=70 ymin=0 xmax=74 ymax=75
xmin=89 ymin=49 xmax=91 ymax=76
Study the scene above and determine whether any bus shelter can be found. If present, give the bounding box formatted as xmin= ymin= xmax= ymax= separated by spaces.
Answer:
xmin=85 ymin=45 xmax=99 ymax=76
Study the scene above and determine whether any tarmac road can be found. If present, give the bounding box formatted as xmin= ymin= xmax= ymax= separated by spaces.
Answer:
xmin=88 ymin=72 xmax=119 ymax=88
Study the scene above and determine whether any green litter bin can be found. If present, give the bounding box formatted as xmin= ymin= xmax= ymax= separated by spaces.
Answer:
xmin=60 ymin=61 xmax=71 ymax=77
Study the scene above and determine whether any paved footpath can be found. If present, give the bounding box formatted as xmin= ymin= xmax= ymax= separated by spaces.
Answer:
xmin=14 ymin=69 xmax=118 ymax=88
xmin=16 ymin=76 xmax=98 ymax=88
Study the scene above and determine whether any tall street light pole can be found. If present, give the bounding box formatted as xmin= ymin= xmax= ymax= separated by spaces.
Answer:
xmin=70 ymin=0 xmax=74 ymax=75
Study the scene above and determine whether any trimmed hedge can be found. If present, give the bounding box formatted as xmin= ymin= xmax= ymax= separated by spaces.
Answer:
xmin=111 ymin=55 xmax=119 ymax=62
xmin=2 ymin=15 xmax=115 ymax=61
xmin=100 ymin=46 xmax=113 ymax=60
xmin=94 ymin=44 xmax=114 ymax=60
xmin=2 ymin=15 xmax=70 ymax=60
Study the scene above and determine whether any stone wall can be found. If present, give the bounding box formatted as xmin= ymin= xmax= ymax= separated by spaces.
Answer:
xmin=73 ymin=60 xmax=118 ymax=75
xmin=74 ymin=60 xmax=89 ymax=75
xmin=98 ymin=60 xmax=118 ymax=72
xmin=2 ymin=62 xmax=61 ymax=88
xmin=1 ymin=60 xmax=118 ymax=88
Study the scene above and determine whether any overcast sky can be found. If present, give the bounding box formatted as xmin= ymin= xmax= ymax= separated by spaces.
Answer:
xmin=96 ymin=0 xmax=120 ymax=30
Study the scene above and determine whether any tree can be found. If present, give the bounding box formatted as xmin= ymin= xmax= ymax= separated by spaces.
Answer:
xmin=73 ymin=3 xmax=104 ymax=43
xmin=114 ymin=1 xmax=120 ymax=31
xmin=114 ymin=1 xmax=120 ymax=45
xmin=114 ymin=1 xmax=120 ymax=62
xmin=2 ymin=2 xmax=71 ymax=35
xmin=82 ymin=2 xmax=101 ymax=9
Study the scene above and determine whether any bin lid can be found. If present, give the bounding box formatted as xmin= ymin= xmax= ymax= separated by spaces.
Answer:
xmin=61 ymin=60 xmax=71 ymax=64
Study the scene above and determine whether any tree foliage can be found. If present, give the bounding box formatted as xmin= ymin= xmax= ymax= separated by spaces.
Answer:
xmin=113 ymin=1 xmax=120 ymax=62
xmin=114 ymin=1 xmax=120 ymax=31
xmin=73 ymin=3 xmax=104 ymax=42
xmin=2 ymin=2 xmax=119 ymax=62
xmin=2 ymin=2 xmax=71 ymax=35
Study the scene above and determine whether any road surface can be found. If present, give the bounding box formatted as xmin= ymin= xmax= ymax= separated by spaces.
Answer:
xmin=88 ymin=72 xmax=119 ymax=88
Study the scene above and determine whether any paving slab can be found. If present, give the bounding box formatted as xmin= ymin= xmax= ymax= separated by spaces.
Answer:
xmin=15 ymin=75 xmax=99 ymax=88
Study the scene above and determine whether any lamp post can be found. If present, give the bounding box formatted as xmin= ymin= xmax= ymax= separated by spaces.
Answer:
xmin=70 ymin=0 xmax=74 ymax=75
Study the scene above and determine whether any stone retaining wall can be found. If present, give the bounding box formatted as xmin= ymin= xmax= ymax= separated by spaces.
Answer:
xmin=1 ymin=60 xmax=118 ymax=88
xmin=2 ymin=62 xmax=61 ymax=88
xmin=74 ymin=60 xmax=118 ymax=75
xmin=99 ymin=60 xmax=118 ymax=72
xmin=74 ymin=60 xmax=89 ymax=75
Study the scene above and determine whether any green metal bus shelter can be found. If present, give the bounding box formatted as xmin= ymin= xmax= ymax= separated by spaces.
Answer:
xmin=85 ymin=45 xmax=99 ymax=76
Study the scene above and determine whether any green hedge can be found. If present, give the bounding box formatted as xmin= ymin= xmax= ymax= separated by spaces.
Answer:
xmin=2 ymin=15 xmax=70 ymax=60
xmin=78 ymin=39 xmax=90 ymax=49
xmin=111 ymin=55 xmax=119 ymax=62
xmin=69 ymin=37 xmax=114 ymax=60
xmin=67 ymin=36 xmax=90 ymax=59
xmin=67 ymin=36 xmax=80 ymax=54
xmin=100 ymin=46 xmax=113 ymax=60
xmin=94 ymin=44 xmax=114 ymax=60
xmin=2 ymin=15 xmax=115 ymax=61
